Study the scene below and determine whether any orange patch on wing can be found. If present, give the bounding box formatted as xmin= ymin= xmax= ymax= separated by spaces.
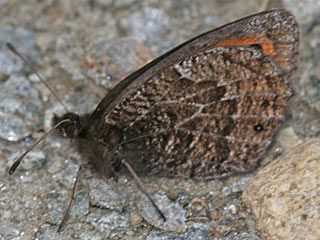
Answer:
xmin=216 ymin=37 xmax=275 ymax=57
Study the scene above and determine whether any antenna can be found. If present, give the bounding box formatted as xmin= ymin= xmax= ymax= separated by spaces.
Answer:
xmin=8 ymin=119 xmax=71 ymax=175
xmin=6 ymin=43 xmax=69 ymax=112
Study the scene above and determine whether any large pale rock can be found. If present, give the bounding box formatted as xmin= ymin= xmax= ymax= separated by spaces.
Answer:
xmin=242 ymin=139 xmax=320 ymax=240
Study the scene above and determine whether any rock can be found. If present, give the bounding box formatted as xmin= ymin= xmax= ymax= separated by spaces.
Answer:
xmin=242 ymin=139 xmax=320 ymax=240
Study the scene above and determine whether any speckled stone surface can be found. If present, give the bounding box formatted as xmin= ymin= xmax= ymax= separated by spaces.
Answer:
xmin=0 ymin=0 xmax=319 ymax=240
xmin=242 ymin=139 xmax=320 ymax=240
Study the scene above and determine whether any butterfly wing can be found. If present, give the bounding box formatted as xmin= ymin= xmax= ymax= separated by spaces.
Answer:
xmin=86 ymin=9 xmax=299 ymax=178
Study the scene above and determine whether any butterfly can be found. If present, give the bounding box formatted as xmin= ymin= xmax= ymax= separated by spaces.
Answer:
xmin=8 ymin=9 xmax=299 ymax=231
xmin=53 ymin=9 xmax=298 ymax=179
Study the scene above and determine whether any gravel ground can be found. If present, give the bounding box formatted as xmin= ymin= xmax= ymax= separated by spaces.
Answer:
xmin=0 ymin=0 xmax=319 ymax=239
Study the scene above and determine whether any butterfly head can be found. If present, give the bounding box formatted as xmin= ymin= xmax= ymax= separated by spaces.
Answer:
xmin=53 ymin=112 xmax=83 ymax=139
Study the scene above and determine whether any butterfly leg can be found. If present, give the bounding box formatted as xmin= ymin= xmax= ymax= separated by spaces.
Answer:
xmin=57 ymin=163 xmax=93 ymax=232
xmin=121 ymin=159 xmax=166 ymax=222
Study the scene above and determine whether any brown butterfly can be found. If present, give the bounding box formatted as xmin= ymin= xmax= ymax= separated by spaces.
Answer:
xmin=9 ymin=9 xmax=299 ymax=231
xmin=54 ymin=9 xmax=298 ymax=178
